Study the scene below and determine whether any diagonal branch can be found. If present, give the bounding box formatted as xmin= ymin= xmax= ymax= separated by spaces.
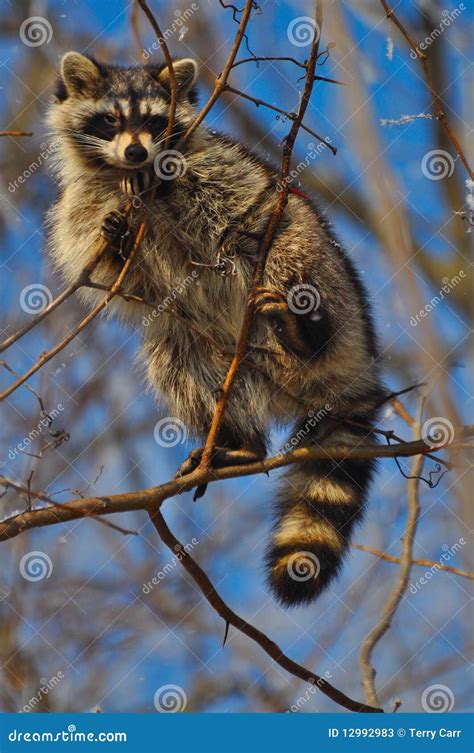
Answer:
xmin=0 ymin=222 xmax=144 ymax=402
xmin=380 ymin=0 xmax=473 ymax=179
xmin=199 ymin=0 xmax=324 ymax=468
xmin=148 ymin=507 xmax=383 ymax=713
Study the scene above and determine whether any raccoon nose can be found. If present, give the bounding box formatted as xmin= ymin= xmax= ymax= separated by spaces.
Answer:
xmin=124 ymin=144 xmax=148 ymax=164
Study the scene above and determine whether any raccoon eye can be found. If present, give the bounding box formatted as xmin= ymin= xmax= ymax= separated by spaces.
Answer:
xmin=103 ymin=113 xmax=119 ymax=125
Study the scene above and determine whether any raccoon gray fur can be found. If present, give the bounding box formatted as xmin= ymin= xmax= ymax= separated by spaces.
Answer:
xmin=47 ymin=52 xmax=385 ymax=607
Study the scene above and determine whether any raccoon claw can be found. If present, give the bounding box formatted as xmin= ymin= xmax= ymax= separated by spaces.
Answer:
xmin=101 ymin=209 xmax=130 ymax=250
xmin=253 ymin=286 xmax=289 ymax=319
xmin=120 ymin=169 xmax=155 ymax=202
xmin=253 ymin=286 xmax=311 ymax=358
xmin=175 ymin=447 xmax=203 ymax=478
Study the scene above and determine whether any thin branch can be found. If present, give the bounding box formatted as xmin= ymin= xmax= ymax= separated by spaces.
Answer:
xmin=148 ymin=508 xmax=383 ymax=713
xmin=380 ymin=0 xmax=473 ymax=179
xmin=0 ymin=130 xmax=32 ymax=137
xmin=0 ymin=239 xmax=113 ymax=354
xmin=136 ymin=0 xmax=177 ymax=148
xmin=224 ymin=85 xmax=337 ymax=153
xmin=0 ymin=223 xmax=144 ymax=402
xmin=359 ymin=395 xmax=427 ymax=707
xmin=179 ymin=0 xmax=255 ymax=146
xmin=231 ymin=56 xmax=345 ymax=87
xmin=352 ymin=543 xmax=474 ymax=581
xmin=199 ymin=0 xmax=324 ymax=468
xmin=1 ymin=428 xmax=469 ymax=542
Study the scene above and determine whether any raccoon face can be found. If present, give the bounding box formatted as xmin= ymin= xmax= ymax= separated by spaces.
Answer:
xmin=51 ymin=52 xmax=198 ymax=171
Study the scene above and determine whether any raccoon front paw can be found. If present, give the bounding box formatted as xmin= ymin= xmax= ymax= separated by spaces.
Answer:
xmin=101 ymin=209 xmax=131 ymax=257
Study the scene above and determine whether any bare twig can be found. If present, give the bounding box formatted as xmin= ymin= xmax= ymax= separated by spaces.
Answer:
xmin=0 ymin=222 xmax=144 ymax=402
xmin=359 ymin=395 xmax=427 ymax=707
xmin=136 ymin=0 xmax=177 ymax=148
xmin=0 ymin=130 xmax=32 ymax=137
xmin=199 ymin=0 xmax=323 ymax=468
xmin=148 ymin=508 xmax=383 ymax=713
xmin=179 ymin=0 xmax=255 ymax=146
xmin=380 ymin=0 xmax=473 ymax=179
xmin=352 ymin=543 xmax=474 ymax=581
xmin=1 ymin=429 xmax=469 ymax=542
xmin=224 ymin=85 xmax=336 ymax=153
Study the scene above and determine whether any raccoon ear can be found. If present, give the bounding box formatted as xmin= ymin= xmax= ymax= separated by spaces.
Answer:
xmin=60 ymin=52 xmax=104 ymax=98
xmin=158 ymin=58 xmax=198 ymax=100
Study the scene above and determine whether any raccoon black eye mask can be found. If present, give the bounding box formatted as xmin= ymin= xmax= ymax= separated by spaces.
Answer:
xmin=47 ymin=53 xmax=385 ymax=607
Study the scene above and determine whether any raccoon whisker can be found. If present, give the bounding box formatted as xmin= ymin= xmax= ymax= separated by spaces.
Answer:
xmin=152 ymin=124 xmax=189 ymax=146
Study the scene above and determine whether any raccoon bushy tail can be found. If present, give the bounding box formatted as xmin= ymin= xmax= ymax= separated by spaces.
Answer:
xmin=266 ymin=419 xmax=376 ymax=607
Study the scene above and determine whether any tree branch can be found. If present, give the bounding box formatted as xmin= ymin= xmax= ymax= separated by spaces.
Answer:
xmin=1 ymin=429 xmax=470 ymax=542
xmin=359 ymin=395 xmax=427 ymax=707
xmin=148 ymin=508 xmax=383 ymax=713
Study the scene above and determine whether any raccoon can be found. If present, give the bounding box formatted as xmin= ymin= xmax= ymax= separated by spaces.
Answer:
xmin=47 ymin=52 xmax=385 ymax=607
